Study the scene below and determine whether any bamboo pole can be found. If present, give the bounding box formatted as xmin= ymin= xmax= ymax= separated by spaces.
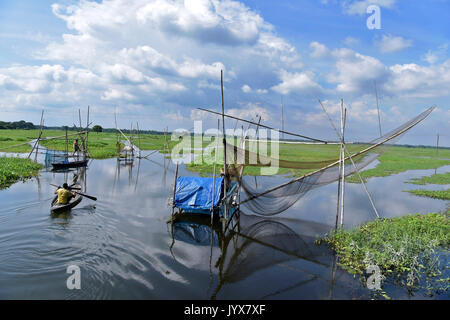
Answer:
xmin=34 ymin=113 xmax=43 ymax=162
xmin=137 ymin=122 xmax=141 ymax=158
xmin=78 ymin=109 xmax=84 ymax=154
xmin=28 ymin=109 xmax=44 ymax=159
xmin=65 ymin=127 xmax=68 ymax=157
xmin=171 ymin=162 xmax=179 ymax=218
xmin=281 ymin=96 xmax=284 ymax=141
xmin=339 ymin=101 xmax=346 ymax=230
xmin=197 ymin=107 xmax=327 ymax=143
xmin=85 ymin=105 xmax=90 ymax=159
xmin=211 ymin=119 xmax=220 ymax=226
xmin=319 ymin=100 xmax=380 ymax=220
xmin=374 ymin=80 xmax=382 ymax=137
xmin=221 ymin=70 xmax=228 ymax=199
xmin=436 ymin=133 xmax=440 ymax=156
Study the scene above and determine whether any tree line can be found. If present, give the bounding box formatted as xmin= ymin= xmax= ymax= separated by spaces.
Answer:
xmin=0 ymin=120 xmax=35 ymax=130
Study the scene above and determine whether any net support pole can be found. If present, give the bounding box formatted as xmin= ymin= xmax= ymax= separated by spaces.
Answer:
xmin=220 ymin=70 xmax=228 ymax=221
xmin=436 ymin=133 xmax=439 ymax=156
xmin=339 ymin=101 xmax=346 ymax=230
xmin=319 ymin=99 xmax=380 ymax=220
xmin=211 ymin=119 xmax=219 ymax=226
xmin=171 ymin=162 xmax=179 ymax=219
xmin=28 ymin=109 xmax=44 ymax=160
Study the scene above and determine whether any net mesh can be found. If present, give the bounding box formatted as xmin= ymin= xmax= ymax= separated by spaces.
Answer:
xmin=229 ymin=107 xmax=434 ymax=216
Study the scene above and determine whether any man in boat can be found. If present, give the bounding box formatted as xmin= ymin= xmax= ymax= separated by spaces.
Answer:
xmin=55 ymin=183 xmax=75 ymax=205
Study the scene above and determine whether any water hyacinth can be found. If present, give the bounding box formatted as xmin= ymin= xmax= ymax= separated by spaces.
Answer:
xmin=319 ymin=212 xmax=449 ymax=298
xmin=0 ymin=157 xmax=43 ymax=189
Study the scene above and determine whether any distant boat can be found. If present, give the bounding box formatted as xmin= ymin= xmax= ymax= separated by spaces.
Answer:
xmin=51 ymin=159 xmax=88 ymax=170
xmin=50 ymin=183 xmax=83 ymax=214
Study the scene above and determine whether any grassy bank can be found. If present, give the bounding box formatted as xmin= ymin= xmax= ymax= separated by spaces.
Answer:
xmin=0 ymin=157 xmax=43 ymax=189
xmin=319 ymin=212 xmax=450 ymax=298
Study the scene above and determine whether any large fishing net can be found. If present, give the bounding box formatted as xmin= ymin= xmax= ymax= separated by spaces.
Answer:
xmin=225 ymin=107 xmax=434 ymax=216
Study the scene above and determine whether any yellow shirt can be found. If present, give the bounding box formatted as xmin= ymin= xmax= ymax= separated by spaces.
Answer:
xmin=57 ymin=188 xmax=72 ymax=204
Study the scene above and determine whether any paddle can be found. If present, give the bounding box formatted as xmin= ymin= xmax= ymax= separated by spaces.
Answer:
xmin=50 ymin=184 xmax=97 ymax=201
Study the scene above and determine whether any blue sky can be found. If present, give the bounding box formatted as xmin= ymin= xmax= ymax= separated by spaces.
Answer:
xmin=0 ymin=0 xmax=448 ymax=146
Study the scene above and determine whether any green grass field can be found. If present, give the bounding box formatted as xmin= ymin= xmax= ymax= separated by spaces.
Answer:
xmin=1 ymin=130 xmax=449 ymax=181
xmin=0 ymin=129 xmax=175 ymax=159
xmin=185 ymin=141 xmax=450 ymax=181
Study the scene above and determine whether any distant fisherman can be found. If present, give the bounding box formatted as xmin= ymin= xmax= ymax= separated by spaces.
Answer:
xmin=55 ymin=183 xmax=74 ymax=205
xmin=73 ymin=139 xmax=80 ymax=156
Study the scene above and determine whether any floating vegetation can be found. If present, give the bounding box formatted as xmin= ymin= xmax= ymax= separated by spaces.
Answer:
xmin=404 ymin=189 xmax=450 ymax=200
xmin=406 ymin=172 xmax=450 ymax=185
xmin=318 ymin=213 xmax=450 ymax=299
xmin=0 ymin=157 xmax=43 ymax=189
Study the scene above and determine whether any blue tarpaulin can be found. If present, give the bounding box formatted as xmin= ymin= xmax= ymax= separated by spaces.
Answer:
xmin=174 ymin=177 xmax=223 ymax=212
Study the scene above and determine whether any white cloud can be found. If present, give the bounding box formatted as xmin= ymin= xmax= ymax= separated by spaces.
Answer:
xmin=309 ymin=41 xmax=330 ymax=59
xmin=164 ymin=111 xmax=185 ymax=121
xmin=328 ymin=49 xmax=388 ymax=94
xmin=101 ymin=88 xmax=135 ymax=101
xmin=386 ymin=60 xmax=450 ymax=98
xmin=1 ymin=0 xmax=306 ymax=120
xmin=342 ymin=0 xmax=397 ymax=15
xmin=242 ymin=84 xmax=251 ymax=93
xmin=272 ymin=70 xmax=323 ymax=95
xmin=227 ymin=103 xmax=271 ymax=122
xmin=343 ymin=36 xmax=360 ymax=47
xmin=421 ymin=43 xmax=448 ymax=65
xmin=241 ymin=84 xmax=268 ymax=94
xmin=377 ymin=34 xmax=413 ymax=53
xmin=423 ymin=51 xmax=438 ymax=64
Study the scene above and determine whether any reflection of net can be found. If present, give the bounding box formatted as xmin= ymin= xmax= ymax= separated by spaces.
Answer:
xmin=234 ymin=107 xmax=434 ymax=216
xmin=173 ymin=222 xmax=219 ymax=247
xmin=221 ymin=213 xmax=330 ymax=283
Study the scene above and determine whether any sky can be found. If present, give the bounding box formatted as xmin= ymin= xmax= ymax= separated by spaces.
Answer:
xmin=0 ymin=0 xmax=449 ymax=146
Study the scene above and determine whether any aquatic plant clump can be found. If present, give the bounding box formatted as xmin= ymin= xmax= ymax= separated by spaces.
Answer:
xmin=406 ymin=172 xmax=450 ymax=185
xmin=404 ymin=189 xmax=450 ymax=200
xmin=0 ymin=157 xmax=43 ymax=189
xmin=320 ymin=213 xmax=450 ymax=298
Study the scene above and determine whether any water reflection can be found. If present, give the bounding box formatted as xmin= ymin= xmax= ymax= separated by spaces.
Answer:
xmin=0 ymin=150 xmax=448 ymax=299
xmin=169 ymin=211 xmax=370 ymax=299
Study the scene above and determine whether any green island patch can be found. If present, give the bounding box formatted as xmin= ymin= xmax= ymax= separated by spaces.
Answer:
xmin=404 ymin=189 xmax=450 ymax=200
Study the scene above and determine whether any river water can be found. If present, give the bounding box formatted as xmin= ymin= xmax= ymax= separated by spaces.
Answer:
xmin=0 ymin=152 xmax=448 ymax=299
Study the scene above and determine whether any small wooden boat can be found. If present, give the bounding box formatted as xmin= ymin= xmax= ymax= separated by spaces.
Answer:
xmin=51 ymin=159 xmax=88 ymax=170
xmin=50 ymin=184 xmax=83 ymax=213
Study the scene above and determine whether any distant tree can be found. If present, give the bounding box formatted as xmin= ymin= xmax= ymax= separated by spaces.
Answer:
xmin=92 ymin=125 xmax=103 ymax=133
